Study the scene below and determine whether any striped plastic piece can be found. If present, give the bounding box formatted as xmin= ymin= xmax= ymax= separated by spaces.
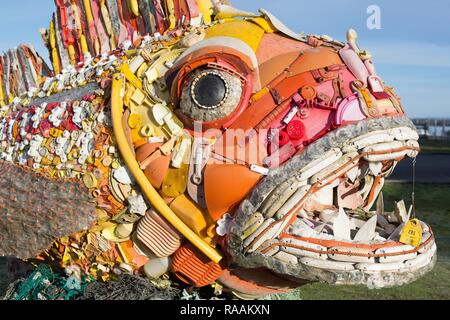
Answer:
xmin=136 ymin=209 xmax=183 ymax=257
xmin=171 ymin=243 xmax=224 ymax=287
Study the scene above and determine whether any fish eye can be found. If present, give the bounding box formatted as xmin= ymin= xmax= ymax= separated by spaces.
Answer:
xmin=191 ymin=71 xmax=228 ymax=109
xmin=179 ymin=68 xmax=243 ymax=123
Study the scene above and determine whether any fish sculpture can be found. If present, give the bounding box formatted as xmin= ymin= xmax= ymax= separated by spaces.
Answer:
xmin=0 ymin=0 xmax=436 ymax=299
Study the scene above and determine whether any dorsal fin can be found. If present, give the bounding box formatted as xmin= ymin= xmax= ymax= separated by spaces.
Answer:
xmin=0 ymin=45 xmax=51 ymax=106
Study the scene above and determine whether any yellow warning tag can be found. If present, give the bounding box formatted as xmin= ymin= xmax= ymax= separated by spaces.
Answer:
xmin=400 ymin=219 xmax=423 ymax=247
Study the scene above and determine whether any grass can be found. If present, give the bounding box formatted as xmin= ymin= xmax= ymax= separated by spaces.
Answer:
xmin=419 ymin=139 xmax=450 ymax=154
xmin=267 ymin=183 xmax=450 ymax=300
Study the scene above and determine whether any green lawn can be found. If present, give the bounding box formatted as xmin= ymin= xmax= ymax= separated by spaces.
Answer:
xmin=266 ymin=183 xmax=450 ymax=300
xmin=419 ymin=139 xmax=450 ymax=154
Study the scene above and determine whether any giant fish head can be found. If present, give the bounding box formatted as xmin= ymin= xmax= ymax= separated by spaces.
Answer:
xmin=155 ymin=10 xmax=436 ymax=295
xmin=0 ymin=2 xmax=436 ymax=299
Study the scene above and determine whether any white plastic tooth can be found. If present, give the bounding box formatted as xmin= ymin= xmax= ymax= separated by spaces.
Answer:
xmin=369 ymin=162 xmax=383 ymax=176
xmin=333 ymin=208 xmax=352 ymax=241
xmin=275 ymin=185 xmax=311 ymax=219
xmin=281 ymin=238 xmax=328 ymax=260
xmin=394 ymin=200 xmax=409 ymax=223
xmin=273 ymin=251 xmax=298 ymax=264
xmin=363 ymin=141 xmax=407 ymax=162
xmin=300 ymin=257 xmax=355 ymax=271
xmin=243 ymin=219 xmax=275 ymax=249
xmin=310 ymin=152 xmax=359 ymax=185
xmin=342 ymin=131 xmax=395 ymax=153
xmin=376 ymin=245 xmax=417 ymax=263
xmin=391 ymin=127 xmax=419 ymax=141
xmin=298 ymin=148 xmax=342 ymax=181
xmin=257 ymin=240 xmax=281 ymax=256
xmin=244 ymin=219 xmax=275 ymax=248
xmin=260 ymin=177 xmax=302 ymax=218
xmin=360 ymin=175 xmax=375 ymax=201
xmin=405 ymin=243 xmax=437 ymax=271
xmin=246 ymin=217 xmax=292 ymax=254
xmin=418 ymin=232 xmax=434 ymax=254
xmin=363 ymin=178 xmax=385 ymax=211
xmin=356 ymin=262 xmax=407 ymax=272
xmin=287 ymin=219 xmax=319 ymax=238
xmin=406 ymin=140 xmax=420 ymax=158
xmin=353 ymin=215 xmax=378 ymax=242
xmin=329 ymin=247 xmax=375 ymax=263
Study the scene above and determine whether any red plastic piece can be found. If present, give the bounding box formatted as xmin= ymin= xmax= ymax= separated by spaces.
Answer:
xmin=286 ymin=119 xmax=305 ymax=140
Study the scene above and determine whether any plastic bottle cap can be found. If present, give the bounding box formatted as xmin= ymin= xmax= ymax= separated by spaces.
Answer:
xmin=82 ymin=172 xmax=98 ymax=189
xmin=286 ymin=120 xmax=305 ymax=140
xmin=300 ymin=86 xmax=317 ymax=101
xmin=102 ymin=156 xmax=113 ymax=167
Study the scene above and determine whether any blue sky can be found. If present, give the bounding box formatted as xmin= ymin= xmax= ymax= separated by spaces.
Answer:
xmin=0 ymin=0 xmax=449 ymax=118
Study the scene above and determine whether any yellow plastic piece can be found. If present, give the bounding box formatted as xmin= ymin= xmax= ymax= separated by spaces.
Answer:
xmin=400 ymin=219 xmax=423 ymax=247
xmin=0 ymin=76 xmax=5 ymax=106
xmin=247 ymin=17 xmax=276 ymax=33
xmin=129 ymin=0 xmax=140 ymax=17
xmin=128 ymin=113 xmax=143 ymax=129
xmin=80 ymin=35 xmax=89 ymax=54
xmin=50 ymin=128 xmax=63 ymax=138
xmin=170 ymin=194 xmax=208 ymax=236
xmin=111 ymin=73 xmax=222 ymax=263
xmin=83 ymin=0 xmax=95 ymax=23
xmin=49 ymin=20 xmax=61 ymax=74
xmin=131 ymin=103 xmax=167 ymax=139
xmin=250 ymin=87 xmax=269 ymax=104
xmin=49 ymin=20 xmax=56 ymax=49
xmin=120 ymin=64 xmax=143 ymax=89
xmin=123 ymin=83 xmax=135 ymax=107
xmin=136 ymin=62 xmax=149 ymax=78
xmin=197 ymin=0 xmax=213 ymax=24
xmin=161 ymin=162 xmax=189 ymax=198
xmin=205 ymin=20 xmax=265 ymax=52
xmin=68 ymin=45 xmax=77 ymax=65
xmin=166 ymin=0 xmax=177 ymax=30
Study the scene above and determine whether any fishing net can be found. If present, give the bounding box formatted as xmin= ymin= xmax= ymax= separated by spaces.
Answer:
xmin=1 ymin=263 xmax=184 ymax=300
xmin=78 ymin=274 xmax=181 ymax=300
xmin=2 ymin=264 xmax=89 ymax=300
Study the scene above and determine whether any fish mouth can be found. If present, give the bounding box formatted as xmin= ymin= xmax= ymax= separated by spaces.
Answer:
xmin=227 ymin=115 xmax=437 ymax=289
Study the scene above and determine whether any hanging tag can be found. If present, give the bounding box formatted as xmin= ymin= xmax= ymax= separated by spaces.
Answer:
xmin=399 ymin=219 xmax=423 ymax=247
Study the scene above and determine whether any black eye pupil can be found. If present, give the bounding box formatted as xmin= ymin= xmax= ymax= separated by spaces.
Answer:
xmin=192 ymin=73 xmax=227 ymax=109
